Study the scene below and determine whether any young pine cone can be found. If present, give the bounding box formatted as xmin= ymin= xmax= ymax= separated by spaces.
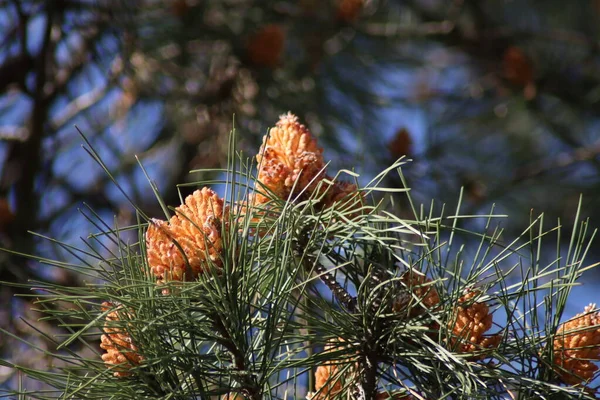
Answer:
xmin=99 ymin=302 xmax=143 ymax=377
xmin=256 ymin=112 xmax=326 ymax=204
xmin=552 ymin=303 xmax=600 ymax=386
xmin=310 ymin=364 xmax=344 ymax=400
xmin=308 ymin=339 xmax=356 ymax=399
xmin=145 ymin=187 xmax=226 ymax=287
xmin=256 ymin=113 xmax=362 ymax=216
xmin=393 ymin=271 xmax=441 ymax=317
xmin=246 ymin=24 xmax=285 ymax=68
xmin=448 ymin=290 xmax=501 ymax=355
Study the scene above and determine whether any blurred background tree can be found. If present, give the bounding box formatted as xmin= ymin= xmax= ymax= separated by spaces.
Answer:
xmin=1 ymin=0 xmax=600 ymax=390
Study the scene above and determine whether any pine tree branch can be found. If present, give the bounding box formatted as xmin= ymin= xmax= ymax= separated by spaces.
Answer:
xmin=293 ymin=231 xmax=357 ymax=313
xmin=50 ymin=84 xmax=110 ymax=130
xmin=357 ymin=351 xmax=379 ymax=400
xmin=211 ymin=313 xmax=261 ymax=400
xmin=12 ymin=2 xmax=58 ymax=239
xmin=313 ymin=261 xmax=357 ymax=313
xmin=0 ymin=54 xmax=34 ymax=94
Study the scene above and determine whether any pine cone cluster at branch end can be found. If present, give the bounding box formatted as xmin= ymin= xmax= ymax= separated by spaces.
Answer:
xmin=256 ymin=112 xmax=326 ymax=204
xmin=255 ymin=112 xmax=362 ymax=215
xmin=308 ymin=339 xmax=423 ymax=400
xmin=308 ymin=339 xmax=352 ymax=400
xmin=552 ymin=303 xmax=600 ymax=386
xmin=309 ymin=363 xmax=344 ymax=400
xmin=145 ymin=187 xmax=226 ymax=288
xmin=393 ymin=271 xmax=441 ymax=318
xmin=99 ymin=302 xmax=143 ymax=378
xmin=392 ymin=273 xmax=501 ymax=361
xmin=448 ymin=290 xmax=501 ymax=356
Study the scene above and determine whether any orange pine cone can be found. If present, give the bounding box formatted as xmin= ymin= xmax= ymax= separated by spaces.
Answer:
xmin=335 ymin=0 xmax=364 ymax=23
xmin=256 ymin=113 xmax=363 ymax=213
xmin=146 ymin=187 xmax=225 ymax=286
xmin=552 ymin=304 xmax=600 ymax=385
xmin=388 ymin=128 xmax=413 ymax=159
xmin=256 ymin=112 xmax=326 ymax=203
xmin=312 ymin=364 xmax=344 ymax=399
xmin=171 ymin=0 xmax=190 ymax=18
xmin=99 ymin=302 xmax=143 ymax=377
xmin=0 ymin=198 xmax=14 ymax=232
xmin=448 ymin=290 xmax=501 ymax=355
xmin=502 ymin=46 xmax=536 ymax=99
xmin=308 ymin=339 xmax=356 ymax=399
xmin=393 ymin=271 xmax=440 ymax=317
xmin=502 ymin=46 xmax=533 ymax=87
xmin=246 ymin=24 xmax=285 ymax=68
